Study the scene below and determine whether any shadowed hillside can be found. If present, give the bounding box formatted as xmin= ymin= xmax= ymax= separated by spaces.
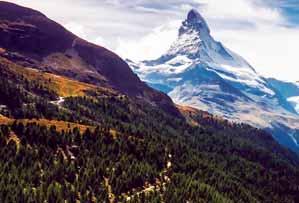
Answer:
xmin=0 ymin=2 xmax=299 ymax=202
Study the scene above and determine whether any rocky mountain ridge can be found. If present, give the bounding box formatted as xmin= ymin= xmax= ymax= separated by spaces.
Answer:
xmin=129 ymin=9 xmax=299 ymax=153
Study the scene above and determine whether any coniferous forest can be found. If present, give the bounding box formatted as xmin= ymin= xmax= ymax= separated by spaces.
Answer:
xmin=0 ymin=2 xmax=299 ymax=202
xmin=0 ymin=57 xmax=299 ymax=202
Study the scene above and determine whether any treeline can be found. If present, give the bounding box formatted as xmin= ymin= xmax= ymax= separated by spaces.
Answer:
xmin=0 ymin=58 xmax=299 ymax=202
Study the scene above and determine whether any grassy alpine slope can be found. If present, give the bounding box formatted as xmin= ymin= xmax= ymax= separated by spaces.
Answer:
xmin=0 ymin=57 xmax=299 ymax=202
xmin=0 ymin=1 xmax=299 ymax=202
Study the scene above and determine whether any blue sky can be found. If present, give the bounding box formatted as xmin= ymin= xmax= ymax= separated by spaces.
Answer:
xmin=6 ymin=0 xmax=299 ymax=82
xmin=265 ymin=0 xmax=299 ymax=26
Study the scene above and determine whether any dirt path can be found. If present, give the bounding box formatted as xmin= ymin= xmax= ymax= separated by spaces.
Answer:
xmin=103 ymin=151 xmax=172 ymax=202
xmin=50 ymin=96 xmax=65 ymax=106
xmin=104 ymin=177 xmax=115 ymax=203
xmin=123 ymin=152 xmax=173 ymax=202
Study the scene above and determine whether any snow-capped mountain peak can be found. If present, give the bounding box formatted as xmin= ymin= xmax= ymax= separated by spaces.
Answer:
xmin=181 ymin=9 xmax=210 ymax=34
xmin=167 ymin=9 xmax=253 ymax=71
xmin=128 ymin=9 xmax=299 ymax=153
xmin=168 ymin=9 xmax=214 ymax=58
xmin=137 ymin=9 xmax=270 ymax=96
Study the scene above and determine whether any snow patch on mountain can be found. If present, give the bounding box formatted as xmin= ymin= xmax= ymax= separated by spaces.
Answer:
xmin=288 ymin=96 xmax=299 ymax=113
xmin=128 ymin=9 xmax=299 ymax=153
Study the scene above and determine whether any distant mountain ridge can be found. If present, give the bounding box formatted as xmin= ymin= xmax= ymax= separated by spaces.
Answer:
xmin=268 ymin=78 xmax=299 ymax=98
xmin=1 ymin=3 xmax=299 ymax=202
xmin=268 ymin=78 xmax=299 ymax=113
xmin=128 ymin=9 xmax=299 ymax=153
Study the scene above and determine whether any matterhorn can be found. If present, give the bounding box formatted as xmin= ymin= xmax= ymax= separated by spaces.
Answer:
xmin=128 ymin=9 xmax=299 ymax=153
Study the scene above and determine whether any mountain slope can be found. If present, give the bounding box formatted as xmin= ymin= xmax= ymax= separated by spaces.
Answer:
xmin=1 ymin=3 xmax=299 ymax=202
xmin=1 ymin=55 xmax=299 ymax=202
xmin=268 ymin=78 xmax=299 ymax=113
xmin=129 ymin=9 xmax=299 ymax=153
xmin=0 ymin=1 xmax=179 ymax=116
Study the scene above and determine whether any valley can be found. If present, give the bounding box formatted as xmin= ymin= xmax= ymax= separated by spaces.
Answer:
xmin=0 ymin=1 xmax=298 ymax=203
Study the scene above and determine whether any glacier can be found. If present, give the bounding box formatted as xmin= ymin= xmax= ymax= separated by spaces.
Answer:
xmin=127 ymin=9 xmax=299 ymax=153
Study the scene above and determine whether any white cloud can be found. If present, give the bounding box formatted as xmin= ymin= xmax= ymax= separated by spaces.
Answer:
xmin=116 ymin=21 xmax=180 ymax=61
xmin=113 ymin=0 xmax=299 ymax=81
xmin=198 ymin=0 xmax=299 ymax=81
xmin=65 ymin=22 xmax=87 ymax=39
xmin=214 ymin=25 xmax=299 ymax=82
xmin=200 ymin=0 xmax=282 ymax=24
xmin=4 ymin=0 xmax=299 ymax=81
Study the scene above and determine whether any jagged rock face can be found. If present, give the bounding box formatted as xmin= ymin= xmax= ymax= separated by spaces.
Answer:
xmin=180 ymin=9 xmax=210 ymax=35
xmin=0 ymin=1 xmax=180 ymax=116
xmin=128 ymin=9 xmax=299 ymax=153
